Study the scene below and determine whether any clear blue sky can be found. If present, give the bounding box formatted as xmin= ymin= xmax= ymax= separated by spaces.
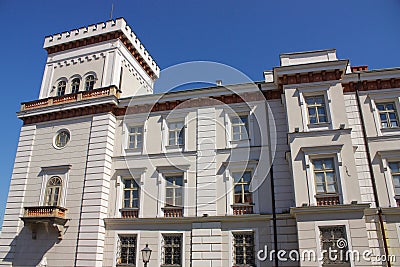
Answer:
xmin=0 ymin=1 xmax=399 ymax=228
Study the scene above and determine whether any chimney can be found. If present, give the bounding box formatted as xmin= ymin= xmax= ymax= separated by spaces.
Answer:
xmin=216 ymin=80 xmax=222 ymax=86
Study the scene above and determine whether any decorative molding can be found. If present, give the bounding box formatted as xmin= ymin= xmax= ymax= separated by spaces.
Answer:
xmin=277 ymin=70 xmax=343 ymax=89
xmin=342 ymin=78 xmax=400 ymax=93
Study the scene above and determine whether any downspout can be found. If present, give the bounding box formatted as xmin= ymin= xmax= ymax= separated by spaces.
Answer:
xmin=354 ymin=73 xmax=391 ymax=267
xmin=74 ymin=118 xmax=94 ymax=266
xmin=259 ymin=83 xmax=279 ymax=266
xmin=270 ymin=165 xmax=279 ymax=267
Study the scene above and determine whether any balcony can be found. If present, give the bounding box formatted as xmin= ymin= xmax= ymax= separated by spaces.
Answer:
xmin=21 ymin=206 xmax=68 ymax=239
xmin=120 ymin=208 xmax=139 ymax=218
xmin=231 ymin=204 xmax=254 ymax=215
xmin=162 ymin=206 xmax=183 ymax=218
xmin=20 ymin=86 xmax=120 ymax=111
xmin=316 ymin=195 xmax=340 ymax=206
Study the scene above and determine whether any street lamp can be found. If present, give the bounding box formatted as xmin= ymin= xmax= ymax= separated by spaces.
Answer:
xmin=141 ymin=244 xmax=152 ymax=267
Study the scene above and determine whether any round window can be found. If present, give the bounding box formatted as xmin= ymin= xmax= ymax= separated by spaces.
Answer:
xmin=54 ymin=130 xmax=70 ymax=148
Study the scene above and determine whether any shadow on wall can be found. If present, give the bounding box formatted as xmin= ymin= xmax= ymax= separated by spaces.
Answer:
xmin=4 ymin=224 xmax=59 ymax=267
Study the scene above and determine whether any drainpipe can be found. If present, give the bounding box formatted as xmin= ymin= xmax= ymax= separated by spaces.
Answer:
xmin=259 ymin=83 xmax=279 ymax=266
xmin=270 ymin=165 xmax=279 ymax=267
xmin=354 ymin=73 xmax=391 ymax=267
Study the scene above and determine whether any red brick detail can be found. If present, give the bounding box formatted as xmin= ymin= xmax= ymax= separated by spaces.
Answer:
xmin=342 ymin=78 xmax=400 ymax=93
xmin=351 ymin=66 xmax=368 ymax=72
xmin=277 ymin=70 xmax=343 ymax=86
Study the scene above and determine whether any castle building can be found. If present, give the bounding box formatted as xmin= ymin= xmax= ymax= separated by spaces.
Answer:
xmin=0 ymin=18 xmax=399 ymax=267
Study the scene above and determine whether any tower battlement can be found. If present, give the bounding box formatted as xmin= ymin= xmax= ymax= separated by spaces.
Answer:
xmin=44 ymin=18 xmax=160 ymax=79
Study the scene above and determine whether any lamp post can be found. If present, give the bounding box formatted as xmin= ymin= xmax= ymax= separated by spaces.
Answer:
xmin=141 ymin=244 xmax=152 ymax=267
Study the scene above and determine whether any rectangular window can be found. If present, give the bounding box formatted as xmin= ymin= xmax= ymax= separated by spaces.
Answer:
xmin=233 ymin=171 xmax=252 ymax=204
xmin=305 ymin=95 xmax=327 ymax=124
xmin=168 ymin=122 xmax=184 ymax=146
xmin=117 ymin=235 xmax=137 ymax=266
xmin=232 ymin=115 xmax=249 ymax=141
xmin=162 ymin=234 xmax=182 ymax=266
xmin=313 ymin=158 xmax=338 ymax=194
xmin=377 ymin=103 xmax=399 ymax=128
xmin=123 ymin=179 xmax=140 ymax=209
xmin=128 ymin=126 xmax=143 ymax=149
xmin=319 ymin=226 xmax=350 ymax=266
xmin=165 ymin=176 xmax=183 ymax=207
xmin=233 ymin=232 xmax=255 ymax=266
xmin=389 ymin=162 xmax=400 ymax=205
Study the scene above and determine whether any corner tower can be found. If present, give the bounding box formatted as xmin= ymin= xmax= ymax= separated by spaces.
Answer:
xmin=40 ymin=18 xmax=159 ymax=99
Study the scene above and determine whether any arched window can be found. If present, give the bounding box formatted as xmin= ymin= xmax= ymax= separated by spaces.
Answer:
xmin=85 ymin=75 xmax=96 ymax=91
xmin=57 ymin=81 xmax=66 ymax=96
xmin=45 ymin=176 xmax=62 ymax=206
xmin=71 ymin=78 xmax=80 ymax=94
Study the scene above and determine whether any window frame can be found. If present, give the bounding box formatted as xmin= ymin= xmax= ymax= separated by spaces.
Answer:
xmin=232 ymin=231 xmax=256 ymax=267
xmin=368 ymin=91 xmax=400 ymax=135
xmin=44 ymin=176 xmax=63 ymax=206
xmin=84 ymin=74 xmax=96 ymax=91
xmin=305 ymin=95 xmax=328 ymax=125
xmin=71 ymin=77 xmax=81 ymax=94
xmin=297 ymin=85 xmax=333 ymax=131
xmin=164 ymin=175 xmax=184 ymax=208
xmin=302 ymin=146 xmax=346 ymax=206
xmin=57 ymin=80 xmax=67 ymax=96
xmin=114 ymin=231 xmax=140 ymax=267
xmin=161 ymin=233 xmax=183 ymax=267
xmin=167 ymin=121 xmax=185 ymax=147
xmin=379 ymin=151 xmax=400 ymax=207
xmin=117 ymin=234 xmax=138 ymax=266
xmin=53 ymin=129 xmax=71 ymax=149
xmin=314 ymin=224 xmax=354 ymax=266
xmin=376 ymin=102 xmax=399 ymax=129
xmin=312 ymin=158 xmax=339 ymax=195
xmin=231 ymin=115 xmax=249 ymax=141
xmin=127 ymin=126 xmax=144 ymax=150
xmin=39 ymin=165 xmax=71 ymax=208
xmin=232 ymin=171 xmax=253 ymax=205
xmin=122 ymin=178 xmax=140 ymax=209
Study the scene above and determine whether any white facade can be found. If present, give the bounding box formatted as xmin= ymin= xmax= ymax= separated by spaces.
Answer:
xmin=0 ymin=18 xmax=400 ymax=267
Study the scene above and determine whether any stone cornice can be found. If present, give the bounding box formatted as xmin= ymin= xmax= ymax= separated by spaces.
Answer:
xmin=104 ymin=214 xmax=293 ymax=226
xmin=342 ymin=78 xmax=400 ymax=93
xmin=290 ymin=204 xmax=370 ymax=216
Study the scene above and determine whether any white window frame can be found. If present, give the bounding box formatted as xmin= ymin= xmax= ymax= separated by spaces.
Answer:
xmin=39 ymin=165 xmax=71 ymax=208
xmin=83 ymin=72 xmax=97 ymax=91
xmin=368 ymin=90 xmax=400 ymax=136
xmin=297 ymin=83 xmax=334 ymax=131
xmin=302 ymin=146 xmax=346 ymax=206
xmin=123 ymin=114 xmax=148 ymax=155
xmin=159 ymin=231 xmax=185 ymax=267
xmin=127 ymin=125 xmax=144 ymax=150
xmin=69 ymin=75 xmax=82 ymax=94
xmin=113 ymin=231 xmax=141 ymax=267
xmin=229 ymin=229 xmax=259 ymax=267
xmin=223 ymin=160 xmax=259 ymax=215
xmin=313 ymin=221 xmax=354 ymax=267
xmin=115 ymin=168 xmax=146 ymax=218
xmin=156 ymin=166 xmax=189 ymax=217
xmin=162 ymin=114 xmax=188 ymax=152
xmin=224 ymin=105 xmax=255 ymax=148
xmin=378 ymin=150 xmax=400 ymax=207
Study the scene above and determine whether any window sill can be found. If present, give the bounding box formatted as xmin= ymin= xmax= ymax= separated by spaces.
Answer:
xmin=381 ymin=126 xmax=400 ymax=133
xmin=307 ymin=122 xmax=331 ymax=128
xmin=125 ymin=148 xmax=143 ymax=153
